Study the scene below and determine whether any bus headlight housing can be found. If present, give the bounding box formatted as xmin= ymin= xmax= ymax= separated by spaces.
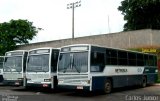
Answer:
xmin=44 ymin=79 xmax=51 ymax=82
xmin=17 ymin=78 xmax=23 ymax=81
xmin=81 ymin=80 xmax=90 ymax=85
xmin=58 ymin=79 xmax=64 ymax=83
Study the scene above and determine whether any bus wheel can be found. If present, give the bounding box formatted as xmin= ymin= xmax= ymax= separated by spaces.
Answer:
xmin=141 ymin=76 xmax=147 ymax=88
xmin=103 ymin=79 xmax=112 ymax=94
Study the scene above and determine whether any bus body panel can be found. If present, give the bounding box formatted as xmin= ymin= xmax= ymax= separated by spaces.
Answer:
xmin=26 ymin=73 xmax=50 ymax=83
xmin=26 ymin=73 xmax=57 ymax=88
xmin=3 ymin=50 xmax=28 ymax=86
xmin=143 ymin=67 xmax=158 ymax=84
xmin=58 ymin=73 xmax=90 ymax=90
xmin=57 ymin=44 xmax=158 ymax=92
xmin=3 ymin=72 xmax=23 ymax=80
xmin=0 ymin=56 xmax=4 ymax=82
xmin=25 ymin=48 xmax=59 ymax=89
xmin=3 ymin=72 xmax=24 ymax=86
xmin=91 ymin=67 xmax=158 ymax=91
xmin=3 ymin=70 xmax=25 ymax=85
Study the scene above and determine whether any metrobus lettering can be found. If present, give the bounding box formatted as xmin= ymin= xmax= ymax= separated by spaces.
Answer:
xmin=115 ymin=69 xmax=128 ymax=73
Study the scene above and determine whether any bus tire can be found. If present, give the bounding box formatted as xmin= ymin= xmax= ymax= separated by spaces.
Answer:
xmin=141 ymin=76 xmax=147 ymax=88
xmin=103 ymin=79 xmax=112 ymax=94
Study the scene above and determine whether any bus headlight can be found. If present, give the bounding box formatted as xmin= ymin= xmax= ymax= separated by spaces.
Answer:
xmin=155 ymin=69 xmax=158 ymax=73
xmin=81 ymin=80 xmax=90 ymax=85
xmin=27 ymin=78 xmax=31 ymax=81
xmin=17 ymin=78 xmax=23 ymax=81
xmin=44 ymin=79 xmax=51 ymax=82
xmin=58 ymin=79 xmax=64 ymax=83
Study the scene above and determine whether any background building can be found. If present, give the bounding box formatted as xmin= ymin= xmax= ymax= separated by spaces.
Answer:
xmin=17 ymin=29 xmax=160 ymax=50
xmin=17 ymin=29 xmax=160 ymax=72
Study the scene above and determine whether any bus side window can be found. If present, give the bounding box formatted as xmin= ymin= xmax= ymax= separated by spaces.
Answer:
xmin=91 ymin=52 xmax=105 ymax=72
xmin=148 ymin=55 xmax=155 ymax=66
xmin=106 ymin=49 xmax=118 ymax=65
xmin=144 ymin=55 xmax=149 ymax=66
xmin=128 ymin=52 xmax=137 ymax=66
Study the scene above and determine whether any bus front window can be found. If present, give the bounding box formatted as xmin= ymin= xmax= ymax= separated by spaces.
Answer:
xmin=4 ymin=56 xmax=22 ymax=72
xmin=58 ymin=52 xmax=88 ymax=73
xmin=27 ymin=54 xmax=49 ymax=72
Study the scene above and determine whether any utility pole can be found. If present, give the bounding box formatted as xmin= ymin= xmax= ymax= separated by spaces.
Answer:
xmin=67 ymin=1 xmax=81 ymax=39
xmin=107 ymin=15 xmax=111 ymax=33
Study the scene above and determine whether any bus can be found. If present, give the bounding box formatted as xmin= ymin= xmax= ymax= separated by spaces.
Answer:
xmin=25 ymin=47 xmax=59 ymax=89
xmin=57 ymin=44 xmax=158 ymax=93
xmin=0 ymin=56 xmax=4 ymax=82
xmin=3 ymin=50 xmax=28 ymax=86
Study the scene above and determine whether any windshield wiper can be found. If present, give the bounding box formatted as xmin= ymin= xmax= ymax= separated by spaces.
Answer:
xmin=72 ymin=63 xmax=80 ymax=73
xmin=58 ymin=62 xmax=71 ymax=73
xmin=4 ymin=65 xmax=12 ymax=71
xmin=63 ymin=61 xmax=72 ymax=73
xmin=72 ymin=59 xmax=80 ymax=73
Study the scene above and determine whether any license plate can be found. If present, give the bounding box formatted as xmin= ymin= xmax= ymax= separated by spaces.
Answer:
xmin=43 ymin=84 xmax=48 ymax=87
xmin=15 ymin=82 xmax=20 ymax=85
xmin=77 ymin=86 xmax=83 ymax=89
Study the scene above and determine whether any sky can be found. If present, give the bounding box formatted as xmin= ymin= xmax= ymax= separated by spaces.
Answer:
xmin=0 ymin=0 xmax=125 ymax=43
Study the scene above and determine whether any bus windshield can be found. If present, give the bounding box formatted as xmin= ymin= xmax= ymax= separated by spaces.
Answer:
xmin=27 ymin=54 xmax=49 ymax=72
xmin=4 ymin=56 xmax=22 ymax=72
xmin=58 ymin=52 xmax=88 ymax=73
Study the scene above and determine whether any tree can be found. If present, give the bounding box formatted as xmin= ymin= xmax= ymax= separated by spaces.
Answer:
xmin=118 ymin=0 xmax=160 ymax=31
xmin=0 ymin=19 xmax=41 ymax=55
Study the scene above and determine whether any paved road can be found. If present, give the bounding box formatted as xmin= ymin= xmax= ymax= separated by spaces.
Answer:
xmin=0 ymin=85 xmax=159 ymax=101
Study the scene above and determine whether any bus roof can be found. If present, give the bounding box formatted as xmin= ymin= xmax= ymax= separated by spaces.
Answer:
xmin=5 ymin=50 xmax=28 ymax=56
xmin=60 ymin=44 xmax=156 ymax=56
xmin=5 ymin=50 xmax=28 ymax=53
xmin=28 ymin=47 xmax=59 ymax=52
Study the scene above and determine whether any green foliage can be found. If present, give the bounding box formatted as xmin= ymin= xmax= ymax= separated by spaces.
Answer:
xmin=118 ymin=0 xmax=160 ymax=31
xmin=157 ymin=78 xmax=160 ymax=83
xmin=158 ymin=72 xmax=160 ymax=83
xmin=127 ymin=48 xmax=142 ymax=52
xmin=0 ymin=19 xmax=41 ymax=55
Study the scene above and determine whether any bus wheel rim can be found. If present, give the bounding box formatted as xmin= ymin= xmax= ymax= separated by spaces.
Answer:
xmin=142 ymin=77 xmax=146 ymax=87
xmin=105 ymin=82 xmax=111 ymax=93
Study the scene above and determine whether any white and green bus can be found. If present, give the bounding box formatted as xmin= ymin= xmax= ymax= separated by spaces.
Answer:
xmin=3 ymin=50 xmax=28 ymax=86
xmin=25 ymin=47 xmax=59 ymax=89
xmin=57 ymin=44 xmax=158 ymax=93
xmin=0 ymin=56 xmax=4 ymax=82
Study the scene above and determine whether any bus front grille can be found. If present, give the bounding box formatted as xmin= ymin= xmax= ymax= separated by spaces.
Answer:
xmin=26 ymin=74 xmax=50 ymax=80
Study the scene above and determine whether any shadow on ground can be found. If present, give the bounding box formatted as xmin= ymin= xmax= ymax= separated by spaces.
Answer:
xmin=10 ymin=85 xmax=153 ymax=97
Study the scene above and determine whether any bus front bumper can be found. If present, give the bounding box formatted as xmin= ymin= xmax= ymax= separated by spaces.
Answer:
xmin=3 ymin=80 xmax=23 ymax=86
xmin=26 ymin=82 xmax=51 ymax=88
xmin=58 ymin=85 xmax=90 ymax=91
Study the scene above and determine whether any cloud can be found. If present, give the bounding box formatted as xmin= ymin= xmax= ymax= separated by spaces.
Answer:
xmin=0 ymin=0 xmax=125 ymax=43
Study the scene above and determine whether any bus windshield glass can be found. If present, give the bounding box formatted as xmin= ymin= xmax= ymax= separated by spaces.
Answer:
xmin=4 ymin=56 xmax=22 ymax=72
xmin=58 ymin=52 xmax=88 ymax=73
xmin=27 ymin=54 xmax=49 ymax=72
